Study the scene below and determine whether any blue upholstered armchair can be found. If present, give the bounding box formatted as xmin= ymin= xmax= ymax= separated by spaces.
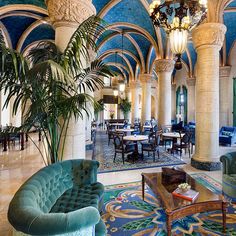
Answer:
xmin=220 ymin=152 xmax=236 ymax=202
xmin=219 ymin=126 xmax=236 ymax=146
xmin=8 ymin=160 xmax=106 ymax=236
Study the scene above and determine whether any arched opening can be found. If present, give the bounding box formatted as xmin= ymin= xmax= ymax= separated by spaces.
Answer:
xmin=176 ymin=85 xmax=188 ymax=124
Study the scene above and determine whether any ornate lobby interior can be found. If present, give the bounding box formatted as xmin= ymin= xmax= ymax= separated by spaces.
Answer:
xmin=1 ymin=0 xmax=236 ymax=236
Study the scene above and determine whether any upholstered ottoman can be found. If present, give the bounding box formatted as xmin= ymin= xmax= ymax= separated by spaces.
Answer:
xmin=8 ymin=159 xmax=106 ymax=236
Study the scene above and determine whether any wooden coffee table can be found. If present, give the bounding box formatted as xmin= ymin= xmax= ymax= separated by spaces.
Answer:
xmin=141 ymin=172 xmax=227 ymax=236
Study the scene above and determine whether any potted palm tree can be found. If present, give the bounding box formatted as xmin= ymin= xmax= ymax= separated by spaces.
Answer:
xmin=119 ymin=98 xmax=131 ymax=120
xmin=0 ymin=16 xmax=113 ymax=165
xmin=94 ymin=99 xmax=104 ymax=121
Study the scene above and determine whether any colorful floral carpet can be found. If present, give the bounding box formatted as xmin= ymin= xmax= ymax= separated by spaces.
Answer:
xmin=102 ymin=173 xmax=236 ymax=236
xmin=96 ymin=131 xmax=186 ymax=173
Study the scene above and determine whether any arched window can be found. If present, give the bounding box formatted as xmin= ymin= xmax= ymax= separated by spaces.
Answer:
xmin=176 ymin=86 xmax=188 ymax=124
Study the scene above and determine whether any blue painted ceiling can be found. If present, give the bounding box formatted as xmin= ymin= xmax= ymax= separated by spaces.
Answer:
xmin=0 ymin=0 xmax=236 ymax=81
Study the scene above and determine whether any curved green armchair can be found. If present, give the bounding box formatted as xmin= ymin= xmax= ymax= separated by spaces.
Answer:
xmin=8 ymin=159 xmax=106 ymax=236
xmin=220 ymin=152 xmax=236 ymax=202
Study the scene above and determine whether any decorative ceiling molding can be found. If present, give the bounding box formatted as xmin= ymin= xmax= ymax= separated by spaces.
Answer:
xmin=0 ymin=5 xmax=47 ymax=15
xmin=97 ymin=29 xmax=145 ymax=71
xmin=98 ymin=0 xmax=163 ymax=59
xmin=98 ymin=51 xmax=134 ymax=79
xmin=146 ymin=46 xmax=154 ymax=74
xmin=0 ymin=21 xmax=12 ymax=48
xmin=98 ymin=49 xmax=142 ymax=72
xmin=224 ymin=7 xmax=236 ymax=12
xmin=16 ymin=19 xmax=51 ymax=52
xmin=106 ymin=62 xmax=129 ymax=80
xmin=106 ymin=22 xmax=159 ymax=54
xmin=0 ymin=12 xmax=42 ymax=20
xmin=97 ymin=0 xmax=121 ymax=18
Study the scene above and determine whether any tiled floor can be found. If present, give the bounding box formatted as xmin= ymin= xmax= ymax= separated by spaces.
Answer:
xmin=0 ymin=131 xmax=235 ymax=235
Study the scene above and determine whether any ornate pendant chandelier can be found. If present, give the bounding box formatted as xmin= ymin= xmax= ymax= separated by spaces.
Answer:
xmin=149 ymin=0 xmax=208 ymax=70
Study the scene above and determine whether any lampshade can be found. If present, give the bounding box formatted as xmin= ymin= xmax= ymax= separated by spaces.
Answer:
xmin=169 ymin=29 xmax=188 ymax=55
xmin=113 ymin=89 xmax=119 ymax=97
xmin=119 ymin=82 xmax=125 ymax=92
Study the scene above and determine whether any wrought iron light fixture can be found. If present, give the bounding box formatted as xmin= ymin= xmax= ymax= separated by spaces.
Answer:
xmin=149 ymin=0 xmax=208 ymax=70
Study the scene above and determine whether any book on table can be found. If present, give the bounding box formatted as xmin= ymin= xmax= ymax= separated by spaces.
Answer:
xmin=172 ymin=188 xmax=199 ymax=202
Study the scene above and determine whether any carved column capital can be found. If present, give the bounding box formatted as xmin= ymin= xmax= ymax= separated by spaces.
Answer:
xmin=219 ymin=66 xmax=231 ymax=79
xmin=192 ymin=23 xmax=226 ymax=50
xmin=46 ymin=0 xmax=96 ymax=28
xmin=129 ymin=80 xmax=140 ymax=89
xmin=139 ymin=74 xmax=153 ymax=84
xmin=155 ymin=59 xmax=175 ymax=73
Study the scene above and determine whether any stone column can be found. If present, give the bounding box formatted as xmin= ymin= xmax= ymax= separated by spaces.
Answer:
xmin=140 ymin=74 xmax=152 ymax=124
xmin=191 ymin=23 xmax=226 ymax=170
xmin=130 ymin=80 xmax=140 ymax=124
xmin=125 ymin=87 xmax=132 ymax=122
xmin=46 ymin=0 xmax=96 ymax=160
xmin=171 ymin=82 xmax=176 ymax=122
xmin=219 ymin=66 xmax=231 ymax=127
xmin=187 ymin=78 xmax=196 ymax=122
xmin=155 ymin=59 xmax=175 ymax=127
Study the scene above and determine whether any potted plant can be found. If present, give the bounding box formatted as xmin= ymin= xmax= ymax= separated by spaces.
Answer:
xmin=94 ymin=99 xmax=104 ymax=121
xmin=0 ymin=16 xmax=113 ymax=165
xmin=119 ymin=98 xmax=131 ymax=120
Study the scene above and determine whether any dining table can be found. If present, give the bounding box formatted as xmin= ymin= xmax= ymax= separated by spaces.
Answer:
xmin=123 ymin=135 xmax=149 ymax=161
xmin=115 ymin=128 xmax=134 ymax=134
xmin=162 ymin=132 xmax=184 ymax=153
xmin=110 ymin=123 xmax=125 ymax=129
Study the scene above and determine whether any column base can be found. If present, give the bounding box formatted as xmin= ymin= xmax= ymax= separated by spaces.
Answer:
xmin=191 ymin=158 xmax=222 ymax=171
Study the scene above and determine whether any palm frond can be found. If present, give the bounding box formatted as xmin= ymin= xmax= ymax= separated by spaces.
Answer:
xmin=0 ymin=30 xmax=5 ymax=46
xmin=63 ymin=16 xmax=106 ymax=71
xmin=27 ymin=41 xmax=62 ymax=65
xmin=75 ymin=60 xmax=114 ymax=93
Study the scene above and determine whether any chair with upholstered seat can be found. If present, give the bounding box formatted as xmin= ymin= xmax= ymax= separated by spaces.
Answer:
xmin=161 ymin=125 xmax=173 ymax=150
xmin=172 ymin=131 xmax=192 ymax=158
xmin=113 ymin=135 xmax=135 ymax=164
xmin=141 ymin=131 xmax=161 ymax=161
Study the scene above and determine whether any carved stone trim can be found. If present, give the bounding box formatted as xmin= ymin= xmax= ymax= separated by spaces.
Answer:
xmin=192 ymin=23 xmax=226 ymax=50
xmin=129 ymin=80 xmax=141 ymax=89
xmin=155 ymin=59 xmax=175 ymax=73
xmin=46 ymin=0 xmax=96 ymax=27
xmin=139 ymin=74 xmax=153 ymax=83
xmin=187 ymin=78 xmax=196 ymax=86
xmin=219 ymin=66 xmax=231 ymax=79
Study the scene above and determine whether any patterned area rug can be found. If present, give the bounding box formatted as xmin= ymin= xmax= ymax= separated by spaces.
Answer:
xmin=102 ymin=173 xmax=236 ymax=236
xmin=96 ymin=131 xmax=186 ymax=173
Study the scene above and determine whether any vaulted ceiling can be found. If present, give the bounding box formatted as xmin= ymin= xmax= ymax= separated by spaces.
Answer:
xmin=0 ymin=0 xmax=236 ymax=82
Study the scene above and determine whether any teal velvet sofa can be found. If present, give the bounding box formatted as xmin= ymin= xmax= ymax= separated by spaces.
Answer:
xmin=220 ymin=152 xmax=236 ymax=202
xmin=8 ymin=159 xmax=106 ymax=236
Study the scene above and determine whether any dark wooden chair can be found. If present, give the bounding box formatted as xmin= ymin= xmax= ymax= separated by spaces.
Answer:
xmin=161 ymin=125 xmax=173 ymax=150
xmin=172 ymin=131 xmax=192 ymax=158
xmin=113 ymin=135 xmax=135 ymax=164
xmin=141 ymin=130 xmax=161 ymax=161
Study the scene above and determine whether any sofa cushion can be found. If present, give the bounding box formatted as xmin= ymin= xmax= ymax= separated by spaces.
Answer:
xmin=50 ymin=183 xmax=104 ymax=213
xmin=223 ymin=174 xmax=236 ymax=185
xmin=222 ymin=131 xmax=232 ymax=136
